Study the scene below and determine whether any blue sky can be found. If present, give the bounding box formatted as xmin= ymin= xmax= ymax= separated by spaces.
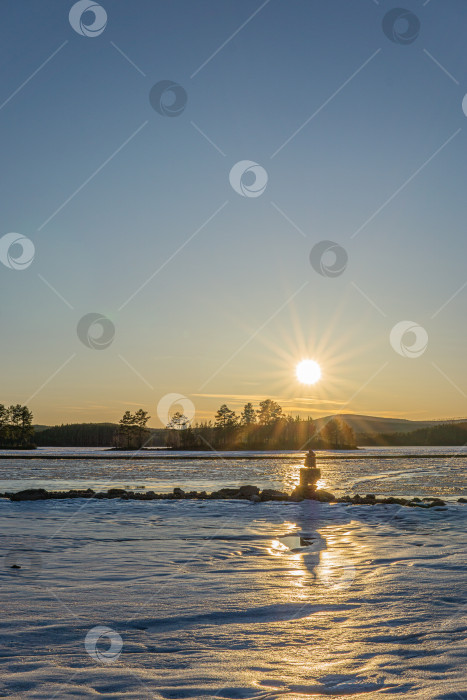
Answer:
xmin=1 ymin=0 xmax=467 ymax=425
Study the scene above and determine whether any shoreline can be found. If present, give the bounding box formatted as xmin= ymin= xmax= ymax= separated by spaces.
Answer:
xmin=1 ymin=452 xmax=467 ymax=460
xmin=3 ymin=486 xmax=465 ymax=508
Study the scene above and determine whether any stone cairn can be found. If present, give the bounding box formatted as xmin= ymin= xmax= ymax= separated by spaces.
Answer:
xmin=294 ymin=449 xmax=321 ymax=498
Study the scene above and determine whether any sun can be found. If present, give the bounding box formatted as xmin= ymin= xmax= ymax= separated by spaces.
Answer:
xmin=296 ymin=359 xmax=321 ymax=385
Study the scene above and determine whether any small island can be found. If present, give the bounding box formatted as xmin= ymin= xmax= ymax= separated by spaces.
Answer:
xmin=0 ymin=404 xmax=35 ymax=449
xmin=163 ymin=399 xmax=357 ymax=451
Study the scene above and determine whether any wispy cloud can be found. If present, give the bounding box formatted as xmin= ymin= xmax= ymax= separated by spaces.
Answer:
xmin=193 ymin=393 xmax=347 ymax=407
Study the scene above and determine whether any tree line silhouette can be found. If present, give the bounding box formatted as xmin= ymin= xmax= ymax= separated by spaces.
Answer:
xmin=166 ymin=399 xmax=356 ymax=450
xmin=6 ymin=400 xmax=466 ymax=449
xmin=35 ymin=422 xmax=118 ymax=447
xmin=35 ymin=412 xmax=152 ymax=449
xmin=360 ymin=421 xmax=467 ymax=446
xmin=115 ymin=410 xmax=151 ymax=449
xmin=0 ymin=404 xmax=34 ymax=448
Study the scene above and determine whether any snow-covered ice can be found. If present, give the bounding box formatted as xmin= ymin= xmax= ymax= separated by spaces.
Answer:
xmin=1 ymin=496 xmax=466 ymax=698
xmin=1 ymin=446 xmax=467 ymax=498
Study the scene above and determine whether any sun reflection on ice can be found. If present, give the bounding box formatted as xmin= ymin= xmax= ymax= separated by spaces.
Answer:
xmin=268 ymin=539 xmax=289 ymax=556
xmin=269 ymin=525 xmax=357 ymax=593
xmin=316 ymin=549 xmax=356 ymax=591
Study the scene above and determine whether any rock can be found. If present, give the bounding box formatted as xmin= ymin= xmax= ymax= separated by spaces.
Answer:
xmin=351 ymin=495 xmax=365 ymax=504
xmin=354 ymin=494 xmax=382 ymax=505
xmin=351 ymin=493 xmax=383 ymax=504
xmin=312 ymin=489 xmax=335 ymax=503
xmin=236 ymin=485 xmax=260 ymax=499
xmin=107 ymin=488 xmax=128 ymax=498
xmin=62 ymin=489 xmax=95 ymax=499
xmin=290 ymin=486 xmax=306 ymax=499
xmin=337 ymin=495 xmax=352 ymax=503
xmin=406 ymin=497 xmax=446 ymax=508
xmin=3 ymin=484 xmax=452 ymax=511
xmin=210 ymin=488 xmax=240 ymax=499
xmin=458 ymin=497 xmax=467 ymax=503
xmin=10 ymin=489 xmax=48 ymax=501
xmin=379 ymin=497 xmax=408 ymax=506
xmin=260 ymin=489 xmax=289 ymax=502
xmin=132 ymin=491 xmax=159 ymax=500
xmin=292 ymin=485 xmax=334 ymax=502
xmin=10 ymin=564 xmax=21 ymax=569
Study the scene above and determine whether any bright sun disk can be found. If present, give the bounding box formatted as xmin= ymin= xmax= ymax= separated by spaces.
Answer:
xmin=296 ymin=359 xmax=321 ymax=385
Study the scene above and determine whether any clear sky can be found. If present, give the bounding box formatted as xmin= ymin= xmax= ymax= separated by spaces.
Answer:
xmin=1 ymin=0 xmax=467 ymax=426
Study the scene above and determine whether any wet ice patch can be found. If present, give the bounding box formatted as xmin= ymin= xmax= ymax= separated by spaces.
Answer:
xmin=279 ymin=534 xmax=317 ymax=551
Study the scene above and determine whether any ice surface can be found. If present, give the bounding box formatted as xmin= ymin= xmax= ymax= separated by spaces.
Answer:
xmin=1 ymin=497 xmax=466 ymax=698
xmin=1 ymin=446 xmax=467 ymax=498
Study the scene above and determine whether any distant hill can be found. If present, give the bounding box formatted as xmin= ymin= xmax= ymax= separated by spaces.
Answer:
xmin=360 ymin=421 xmax=467 ymax=447
xmin=315 ymin=414 xmax=466 ymax=437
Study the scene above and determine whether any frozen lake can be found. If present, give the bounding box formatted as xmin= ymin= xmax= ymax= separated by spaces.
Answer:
xmin=0 ymin=446 xmax=466 ymax=500
xmin=1 ymin=497 xmax=466 ymax=698
xmin=1 ymin=447 xmax=466 ymax=697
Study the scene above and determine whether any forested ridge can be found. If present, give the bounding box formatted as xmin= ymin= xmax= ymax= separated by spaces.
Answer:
xmin=34 ymin=423 xmax=119 ymax=447
xmin=358 ymin=421 xmax=467 ymax=446
xmin=26 ymin=408 xmax=467 ymax=449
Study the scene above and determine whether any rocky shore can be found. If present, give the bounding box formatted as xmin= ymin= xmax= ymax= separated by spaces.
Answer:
xmin=2 ymin=485 xmax=465 ymax=507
